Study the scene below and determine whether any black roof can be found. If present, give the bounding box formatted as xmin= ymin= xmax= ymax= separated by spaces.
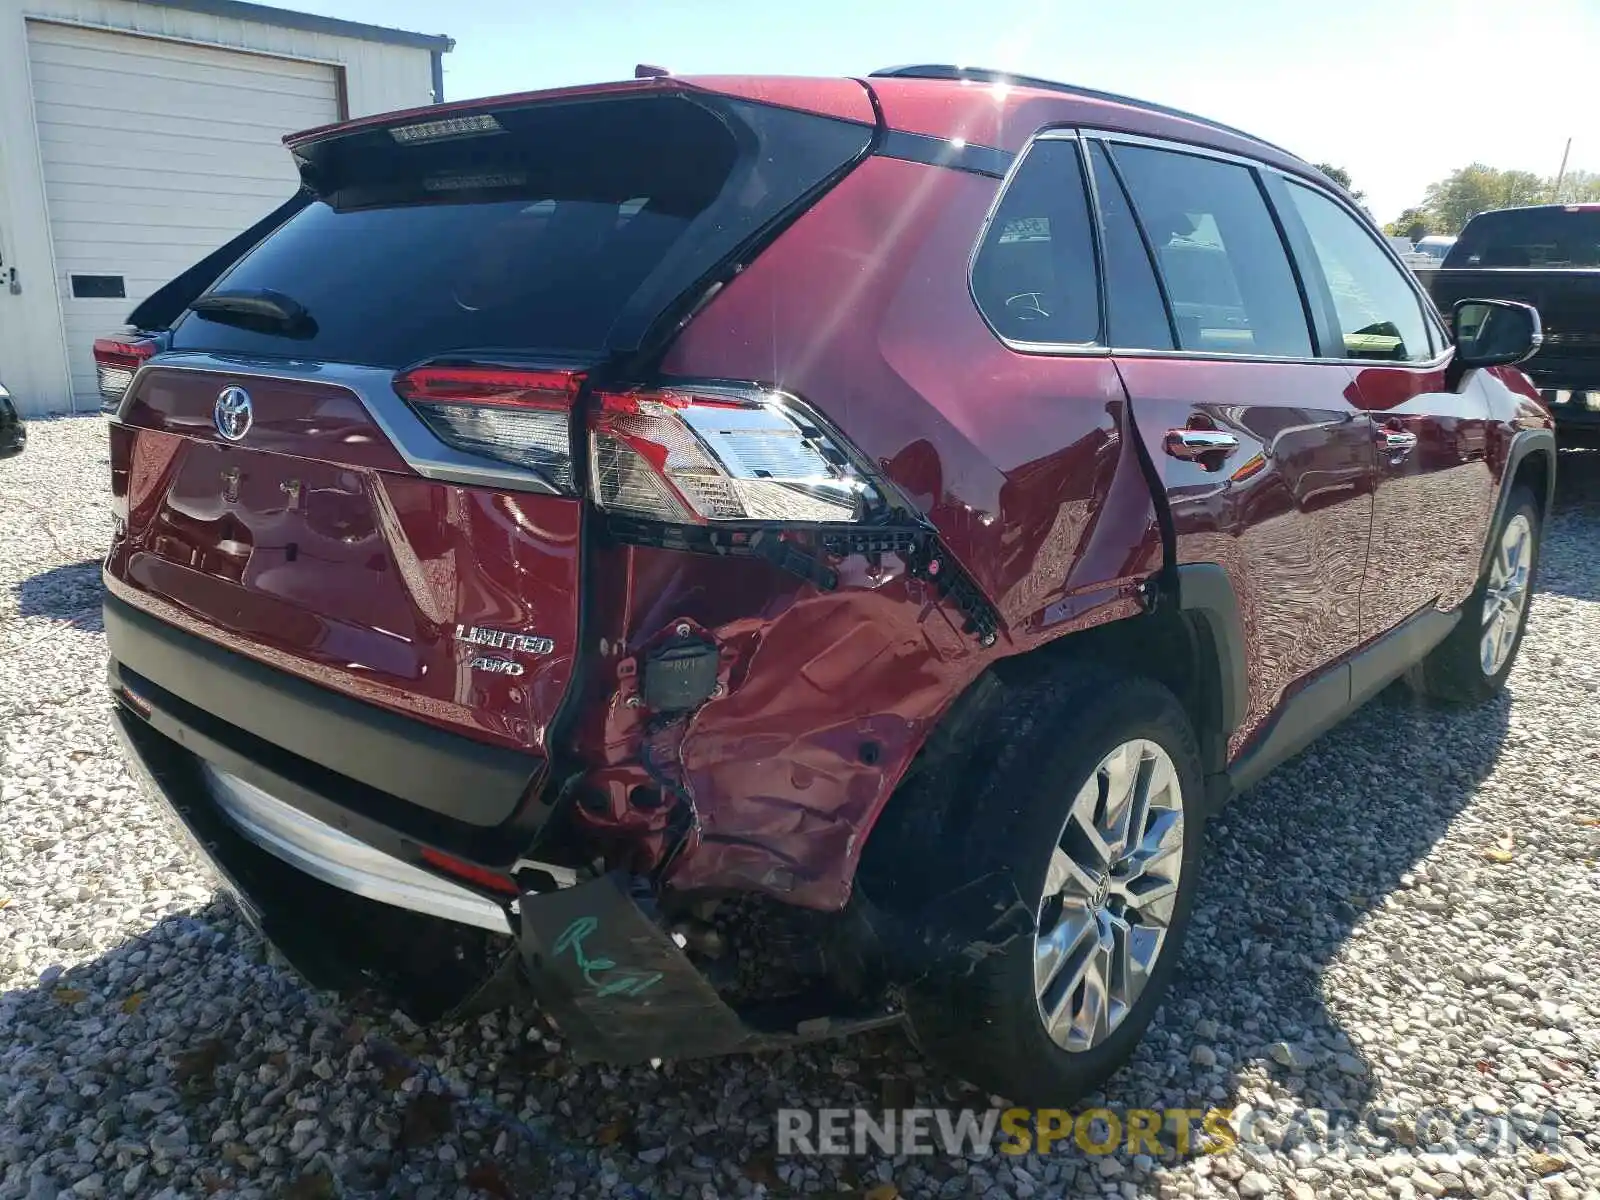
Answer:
xmin=1467 ymin=203 xmax=1598 ymax=215
xmin=868 ymin=65 xmax=1295 ymax=158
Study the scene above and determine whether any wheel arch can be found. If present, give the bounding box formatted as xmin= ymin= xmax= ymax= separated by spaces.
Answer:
xmin=1484 ymin=428 xmax=1556 ymax=577
xmin=856 ymin=564 xmax=1247 ymax=907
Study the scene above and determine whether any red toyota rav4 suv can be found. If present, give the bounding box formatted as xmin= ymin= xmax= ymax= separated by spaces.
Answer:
xmin=100 ymin=66 xmax=1554 ymax=1104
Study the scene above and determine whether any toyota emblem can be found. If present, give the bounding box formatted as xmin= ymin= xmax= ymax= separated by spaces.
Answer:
xmin=213 ymin=386 xmax=253 ymax=442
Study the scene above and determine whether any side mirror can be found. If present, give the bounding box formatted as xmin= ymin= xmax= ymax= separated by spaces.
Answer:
xmin=1452 ymin=298 xmax=1542 ymax=367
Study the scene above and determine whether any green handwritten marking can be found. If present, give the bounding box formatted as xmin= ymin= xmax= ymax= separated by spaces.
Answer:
xmin=594 ymin=972 xmax=665 ymax=997
xmin=554 ymin=917 xmax=664 ymax=998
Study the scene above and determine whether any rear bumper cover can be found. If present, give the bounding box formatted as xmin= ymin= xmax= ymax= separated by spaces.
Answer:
xmin=109 ymin=646 xmax=847 ymax=1061
xmin=200 ymin=762 xmax=510 ymax=933
xmin=104 ymin=589 xmax=541 ymax=827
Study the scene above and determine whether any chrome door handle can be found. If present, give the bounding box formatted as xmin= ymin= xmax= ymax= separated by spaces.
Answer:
xmin=1377 ymin=429 xmax=1418 ymax=453
xmin=1164 ymin=429 xmax=1240 ymax=461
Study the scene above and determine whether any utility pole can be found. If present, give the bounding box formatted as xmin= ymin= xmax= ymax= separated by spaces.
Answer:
xmin=1553 ymin=137 xmax=1572 ymax=202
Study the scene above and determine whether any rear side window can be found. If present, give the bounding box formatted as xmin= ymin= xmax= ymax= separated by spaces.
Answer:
xmin=1284 ymin=182 xmax=1433 ymax=362
xmin=971 ymin=138 xmax=1100 ymax=345
xmin=169 ymin=95 xmax=873 ymax=365
xmin=1088 ymin=143 xmax=1175 ymax=350
xmin=1113 ymin=145 xmax=1313 ymax=358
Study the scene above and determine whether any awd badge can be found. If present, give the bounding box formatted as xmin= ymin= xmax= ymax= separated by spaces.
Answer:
xmin=455 ymin=624 xmax=554 ymax=676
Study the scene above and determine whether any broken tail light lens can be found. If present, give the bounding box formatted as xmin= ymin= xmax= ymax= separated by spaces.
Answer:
xmin=93 ymin=336 xmax=159 ymax=413
xmin=394 ymin=364 xmax=583 ymax=492
xmin=590 ymin=385 xmax=885 ymax=524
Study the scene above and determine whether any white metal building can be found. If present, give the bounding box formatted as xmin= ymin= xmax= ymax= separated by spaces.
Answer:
xmin=0 ymin=0 xmax=452 ymax=415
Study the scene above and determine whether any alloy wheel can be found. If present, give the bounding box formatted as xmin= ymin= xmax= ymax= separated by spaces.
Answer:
xmin=1481 ymin=513 xmax=1533 ymax=678
xmin=1035 ymin=739 xmax=1185 ymax=1052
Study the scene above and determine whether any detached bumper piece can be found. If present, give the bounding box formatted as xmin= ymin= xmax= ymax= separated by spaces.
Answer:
xmin=518 ymin=874 xmax=756 ymax=1063
xmin=517 ymin=874 xmax=907 ymax=1064
xmin=514 ymin=869 xmax=1037 ymax=1066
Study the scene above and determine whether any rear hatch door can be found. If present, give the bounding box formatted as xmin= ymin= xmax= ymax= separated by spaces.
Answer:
xmin=106 ymin=83 xmax=875 ymax=825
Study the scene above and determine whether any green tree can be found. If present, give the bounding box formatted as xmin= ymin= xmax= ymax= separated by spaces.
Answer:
xmin=1422 ymin=164 xmax=1502 ymax=232
xmin=1313 ymin=162 xmax=1366 ymax=205
xmin=1422 ymin=164 xmax=1552 ymax=233
xmin=1501 ymin=170 xmax=1547 ymax=207
xmin=1385 ymin=207 xmax=1433 ymax=241
xmin=1554 ymin=169 xmax=1600 ymax=203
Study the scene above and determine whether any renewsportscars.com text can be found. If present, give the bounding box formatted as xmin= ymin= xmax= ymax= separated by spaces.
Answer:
xmin=777 ymin=1105 xmax=1566 ymax=1158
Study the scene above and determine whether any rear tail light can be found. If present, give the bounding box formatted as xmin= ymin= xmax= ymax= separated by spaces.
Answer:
xmin=392 ymin=368 xmax=999 ymax=636
xmin=590 ymin=385 xmax=886 ymax=525
xmin=394 ymin=364 xmax=583 ymax=492
xmin=395 ymin=368 xmax=892 ymax=525
xmin=93 ymin=336 xmax=158 ymax=412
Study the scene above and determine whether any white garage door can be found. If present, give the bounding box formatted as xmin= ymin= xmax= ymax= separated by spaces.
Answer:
xmin=27 ymin=21 xmax=340 ymax=410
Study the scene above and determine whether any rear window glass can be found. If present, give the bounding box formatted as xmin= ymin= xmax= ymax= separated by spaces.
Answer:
xmin=1447 ymin=208 xmax=1600 ymax=268
xmin=169 ymin=94 xmax=871 ymax=365
xmin=971 ymin=138 xmax=1100 ymax=344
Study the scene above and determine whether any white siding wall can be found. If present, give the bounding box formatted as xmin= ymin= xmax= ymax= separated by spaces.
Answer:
xmin=0 ymin=0 xmax=439 ymax=416
xmin=31 ymin=21 xmax=341 ymax=407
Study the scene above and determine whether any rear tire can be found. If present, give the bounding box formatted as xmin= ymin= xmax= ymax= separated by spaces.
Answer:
xmin=1406 ymin=486 xmax=1540 ymax=705
xmin=902 ymin=668 xmax=1205 ymax=1105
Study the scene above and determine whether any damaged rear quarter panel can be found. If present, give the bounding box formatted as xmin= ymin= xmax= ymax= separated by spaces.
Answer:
xmin=595 ymin=156 xmax=1162 ymax=909
xmin=670 ymin=556 xmax=981 ymax=905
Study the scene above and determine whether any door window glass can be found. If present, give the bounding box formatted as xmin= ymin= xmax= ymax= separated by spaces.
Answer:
xmin=1088 ymin=143 xmax=1174 ymax=350
xmin=1285 ymin=182 xmax=1434 ymax=361
xmin=1113 ymin=145 xmax=1313 ymax=358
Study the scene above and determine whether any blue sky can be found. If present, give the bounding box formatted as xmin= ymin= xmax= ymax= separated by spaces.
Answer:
xmin=293 ymin=0 xmax=1597 ymax=222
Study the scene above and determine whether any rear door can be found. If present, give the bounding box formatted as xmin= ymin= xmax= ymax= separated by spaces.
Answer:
xmin=106 ymin=88 xmax=875 ymax=815
xmin=1094 ymin=138 xmax=1377 ymax=755
xmin=1272 ymin=176 xmax=1495 ymax=638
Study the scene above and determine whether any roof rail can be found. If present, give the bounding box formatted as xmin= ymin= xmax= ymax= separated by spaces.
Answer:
xmin=867 ymin=65 xmax=1297 ymax=159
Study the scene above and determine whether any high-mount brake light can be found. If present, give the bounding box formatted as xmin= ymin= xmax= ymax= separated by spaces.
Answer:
xmin=92 ymin=336 xmax=159 ymax=412
xmin=394 ymin=364 xmax=584 ymax=491
xmin=389 ymin=113 xmax=503 ymax=144
xmin=589 ymin=385 xmax=885 ymax=525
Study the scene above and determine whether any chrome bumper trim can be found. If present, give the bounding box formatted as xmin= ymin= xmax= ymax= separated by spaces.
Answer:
xmin=203 ymin=763 xmax=513 ymax=935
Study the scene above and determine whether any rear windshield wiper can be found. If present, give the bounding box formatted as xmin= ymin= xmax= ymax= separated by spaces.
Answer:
xmin=189 ymin=288 xmax=317 ymax=338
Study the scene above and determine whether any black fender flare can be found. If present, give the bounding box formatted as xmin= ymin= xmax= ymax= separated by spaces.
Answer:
xmin=1173 ymin=562 xmax=1248 ymax=749
xmin=1481 ymin=428 xmax=1556 ymax=577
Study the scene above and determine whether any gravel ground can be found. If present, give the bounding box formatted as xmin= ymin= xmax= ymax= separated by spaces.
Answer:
xmin=3 ymin=415 xmax=1599 ymax=1200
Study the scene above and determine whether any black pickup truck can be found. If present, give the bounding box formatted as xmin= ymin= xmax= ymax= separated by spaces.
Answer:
xmin=1421 ymin=203 xmax=1600 ymax=442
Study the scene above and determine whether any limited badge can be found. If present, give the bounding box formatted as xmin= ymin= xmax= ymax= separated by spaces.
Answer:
xmin=455 ymin=624 xmax=555 ymax=668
